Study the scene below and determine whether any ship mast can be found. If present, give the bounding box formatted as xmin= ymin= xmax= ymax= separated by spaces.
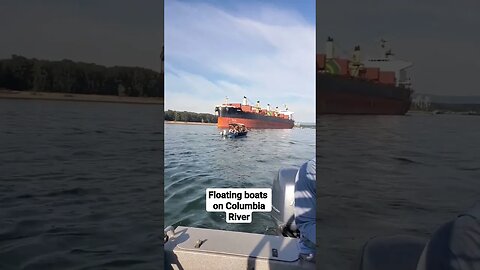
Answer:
xmin=326 ymin=37 xmax=334 ymax=59
xmin=349 ymin=45 xmax=363 ymax=77
xmin=380 ymin=39 xmax=394 ymax=59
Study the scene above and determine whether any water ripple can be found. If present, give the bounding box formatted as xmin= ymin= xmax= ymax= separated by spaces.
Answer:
xmin=0 ymin=99 xmax=163 ymax=269
xmin=164 ymin=124 xmax=315 ymax=234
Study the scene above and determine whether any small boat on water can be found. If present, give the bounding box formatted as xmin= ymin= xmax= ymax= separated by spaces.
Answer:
xmin=221 ymin=123 xmax=248 ymax=138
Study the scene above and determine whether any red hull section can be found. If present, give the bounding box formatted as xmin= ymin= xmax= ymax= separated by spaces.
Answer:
xmin=218 ymin=117 xmax=294 ymax=129
xmin=317 ymin=72 xmax=412 ymax=115
xmin=318 ymin=91 xmax=411 ymax=115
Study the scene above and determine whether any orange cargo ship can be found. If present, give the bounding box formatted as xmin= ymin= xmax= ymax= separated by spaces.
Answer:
xmin=317 ymin=37 xmax=413 ymax=114
xmin=215 ymin=99 xmax=294 ymax=129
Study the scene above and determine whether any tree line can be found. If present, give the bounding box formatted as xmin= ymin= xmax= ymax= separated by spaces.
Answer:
xmin=0 ymin=55 xmax=162 ymax=97
xmin=165 ymin=110 xmax=217 ymax=123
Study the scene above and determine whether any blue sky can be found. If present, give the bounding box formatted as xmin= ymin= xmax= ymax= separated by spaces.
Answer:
xmin=165 ymin=0 xmax=316 ymax=123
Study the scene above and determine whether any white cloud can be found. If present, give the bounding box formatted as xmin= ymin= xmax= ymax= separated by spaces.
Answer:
xmin=165 ymin=0 xmax=315 ymax=122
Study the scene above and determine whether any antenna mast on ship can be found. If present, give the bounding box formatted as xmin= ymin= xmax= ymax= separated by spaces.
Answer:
xmin=380 ymin=39 xmax=394 ymax=59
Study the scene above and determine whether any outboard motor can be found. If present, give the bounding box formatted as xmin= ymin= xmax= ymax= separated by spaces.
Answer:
xmin=271 ymin=167 xmax=300 ymax=238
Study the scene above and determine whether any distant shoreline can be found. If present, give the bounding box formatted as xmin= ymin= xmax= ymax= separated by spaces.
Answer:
xmin=0 ymin=90 xmax=163 ymax=105
xmin=165 ymin=121 xmax=217 ymax=126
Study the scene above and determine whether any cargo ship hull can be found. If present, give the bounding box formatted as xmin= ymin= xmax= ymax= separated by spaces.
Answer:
xmin=317 ymin=73 xmax=411 ymax=115
xmin=216 ymin=107 xmax=294 ymax=129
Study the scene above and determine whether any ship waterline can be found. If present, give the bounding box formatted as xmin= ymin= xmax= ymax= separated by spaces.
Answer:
xmin=317 ymin=73 xmax=411 ymax=115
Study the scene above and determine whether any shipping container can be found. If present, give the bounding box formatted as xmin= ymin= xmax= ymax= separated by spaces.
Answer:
xmin=227 ymin=103 xmax=242 ymax=108
xmin=241 ymin=105 xmax=252 ymax=112
xmin=365 ymin=68 xmax=380 ymax=81
xmin=379 ymin=71 xmax=396 ymax=85
xmin=334 ymin=58 xmax=350 ymax=76
xmin=358 ymin=69 xmax=367 ymax=79
xmin=325 ymin=58 xmax=349 ymax=76
xmin=316 ymin=54 xmax=326 ymax=70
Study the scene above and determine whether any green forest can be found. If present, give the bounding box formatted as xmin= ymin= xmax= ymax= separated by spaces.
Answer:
xmin=165 ymin=110 xmax=217 ymax=123
xmin=0 ymin=55 xmax=162 ymax=97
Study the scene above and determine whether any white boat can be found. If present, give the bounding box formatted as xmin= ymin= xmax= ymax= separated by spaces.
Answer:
xmin=164 ymin=168 xmax=315 ymax=270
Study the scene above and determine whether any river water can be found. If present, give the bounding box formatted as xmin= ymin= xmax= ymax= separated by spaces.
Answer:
xmin=164 ymin=123 xmax=316 ymax=234
xmin=318 ymin=113 xmax=480 ymax=269
xmin=0 ymin=99 xmax=163 ymax=269
xmin=2 ymin=98 xmax=479 ymax=270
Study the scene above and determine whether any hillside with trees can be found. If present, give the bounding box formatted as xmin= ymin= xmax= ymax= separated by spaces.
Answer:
xmin=164 ymin=110 xmax=217 ymax=123
xmin=0 ymin=55 xmax=162 ymax=97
